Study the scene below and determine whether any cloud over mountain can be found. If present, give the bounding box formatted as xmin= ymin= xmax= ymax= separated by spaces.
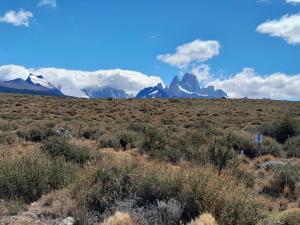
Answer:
xmin=0 ymin=65 xmax=163 ymax=98
xmin=211 ymin=68 xmax=300 ymax=100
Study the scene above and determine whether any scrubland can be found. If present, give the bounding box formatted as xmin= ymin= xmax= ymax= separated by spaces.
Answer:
xmin=0 ymin=94 xmax=299 ymax=225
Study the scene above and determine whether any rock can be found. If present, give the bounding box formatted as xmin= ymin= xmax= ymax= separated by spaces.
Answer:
xmin=59 ymin=217 xmax=75 ymax=225
xmin=257 ymin=160 xmax=285 ymax=170
xmin=56 ymin=128 xmax=73 ymax=138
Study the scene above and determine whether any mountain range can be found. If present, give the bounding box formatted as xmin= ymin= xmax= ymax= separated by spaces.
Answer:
xmin=0 ymin=74 xmax=64 ymax=97
xmin=136 ymin=73 xmax=227 ymax=99
xmin=0 ymin=73 xmax=227 ymax=99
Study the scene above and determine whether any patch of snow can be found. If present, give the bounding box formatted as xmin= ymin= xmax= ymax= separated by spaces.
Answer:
xmin=151 ymin=90 xmax=159 ymax=95
xmin=28 ymin=74 xmax=54 ymax=89
xmin=178 ymin=85 xmax=194 ymax=94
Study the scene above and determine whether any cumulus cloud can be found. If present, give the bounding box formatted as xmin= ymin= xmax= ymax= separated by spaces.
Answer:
xmin=0 ymin=65 xmax=163 ymax=98
xmin=0 ymin=9 xmax=33 ymax=27
xmin=211 ymin=68 xmax=300 ymax=100
xmin=257 ymin=13 xmax=300 ymax=44
xmin=191 ymin=64 xmax=211 ymax=82
xmin=39 ymin=0 xmax=57 ymax=8
xmin=157 ymin=39 xmax=220 ymax=68
xmin=286 ymin=0 xmax=300 ymax=4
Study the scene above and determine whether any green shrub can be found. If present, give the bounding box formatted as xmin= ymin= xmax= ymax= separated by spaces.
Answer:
xmin=42 ymin=136 xmax=92 ymax=165
xmin=97 ymin=133 xmax=120 ymax=149
xmin=74 ymin=158 xmax=261 ymax=225
xmin=257 ymin=209 xmax=300 ymax=225
xmin=264 ymin=163 xmax=300 ymax=199
xmin=208 ymin=136 xmax=237 ymax=173
xmin=260 ymin=137 xmax=282 ymax=157
xmin=117 ymin=130 xmax=140 ymax=150
xmin=140 ymin=126 xmax=166 ymax=154
xmin=0 ymin=131 xmax=18 ymax=145
xmin=261 ymin=117 xmax=299 ymax=144
xmin=284 ymin=135 xmax=300 ymax=157
xmin=17 ymin=127 xmax=56 ymax=142
xmin=0 ymin=152 xmax=74 ymax=203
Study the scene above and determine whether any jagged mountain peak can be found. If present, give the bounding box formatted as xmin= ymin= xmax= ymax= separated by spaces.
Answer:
xmin=26 ymin=73 xmax=55 ymax=89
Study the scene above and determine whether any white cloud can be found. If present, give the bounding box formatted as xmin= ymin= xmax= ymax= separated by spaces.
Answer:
xmin=157 ymin=39 xmax=220 ymax=68
xmin=39 ymin=0 xmax=57 ymax=8
xmin=191 ymin=64 xmax=211 ymax=82
xmin=0 ymin=9 xmax=33 ymax=27
xmin=211 ymin=68 xmax=300 ymax=100
xmin=286 ymin=0 xmax=300 ymax=4
xmin=0 ymin=65 xmax=163 ymax=98
xmin=257 ymin=0 xmax=271 ymax=4
xmin=257 ymin=13 xmax=300 ymax=44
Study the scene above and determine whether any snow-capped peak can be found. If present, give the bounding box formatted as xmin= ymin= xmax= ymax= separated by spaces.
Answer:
xmin=26 ymin=73 xmax=55 ymax=89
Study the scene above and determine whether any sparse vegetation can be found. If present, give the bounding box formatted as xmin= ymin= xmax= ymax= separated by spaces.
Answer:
xmin=42 ymin=136 xmax=92 ymax=165
xmin=0 ymin=152 xmax=74 ymax=203
xmin=0 ymin=94 xmax=299 ymax=225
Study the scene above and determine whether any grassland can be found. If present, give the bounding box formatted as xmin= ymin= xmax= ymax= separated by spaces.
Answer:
xmin=0 ymin=93 xmax=299 ymax=225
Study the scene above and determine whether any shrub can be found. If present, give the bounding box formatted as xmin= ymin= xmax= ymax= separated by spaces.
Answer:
xmin=79 ymin=165 xmax=133 ymax=213
xmin=0 ymin=152 xmax=74 ymax=203
xmin=261 ymin=117 xmax=299 ymax=144
xmin=0 ymin=131 xmax=18 ymax=145
xmin=187 ymin=213 xmax=218 ymax=225
xmin=264 ymin=163 xmax=300 ymax=199
xmin=101 ymin=212 xmax=135 ymax=225
xmin=157 ymin=199 xmax=184 ymax=225
xmin=42 ymin=136 xmax=92 ymax=165
xmin=117 ymin=130 xmax=140 ymax=150
xmin=284 ymin=135 xmax=300 ymax=157
xmin=257 ymin=208 xmax=300 ymax=225
xmin=17 ymin=127 xmax=56 ymax=142
xmin=140 ymin=126 xmax=166 ymax=155
xmin=135 ymin=163 xmax=260 ymax=225
xmin=260 ymin=137 xmax=282 ymax=157
xmin=97 ymin=133 xmax=120 ymax=149
xmin=208 ymin=137 xmax=237 ymax=173
xmin=74 ymin=155 xmax=261 ymax=225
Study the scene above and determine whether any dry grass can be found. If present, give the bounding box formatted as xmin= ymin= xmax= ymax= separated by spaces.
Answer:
xmin=100 ymin=212 xmax=135 ymax=225
xmin=187 ymin=213 xmax=218 ymax=225
xmin=0 ymin=94 xmax=299 ymax=225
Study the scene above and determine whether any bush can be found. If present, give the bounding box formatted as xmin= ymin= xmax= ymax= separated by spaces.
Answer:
xmin=140 ymin=126 xmax=166 ymax=154
xmin=0 ymin=152 xmax=74 ymax=203
xmin=187 ymin=213 xmax=218 ymax=225
xmin=42 ymin=136 xmax=92 ymax=165
xmin=257 ymin=208 xmax=300 ymax=225
xmin=284 ymin=135 xmax=300 ymax=157
xmin=135 ymin=164 xmax=260 ymax=225
xmin=79 ymin=165 xmax=133 ymax=213
xmin=0 ymin=131 xmax=18 ymax=145
xmin=17 ymin=127 xmax=56 ymax=142
xmin=74 ymin=156 xmax=261 ymax=225
xmin=264 ymin=163 xmax=300 ymax=199
xmin=97 ymin=133 xmax=120 ymax=149
xmin=261 ymin=117 xmax=299 ymax=144
xmin=208 ymin=136 xmax=237 ymax=173
xmin=226 ymin=133 xmax=282 ymax=158
xmin=117 ymin=130 xmax=140 ymax=150
xmin=101 ymin=212 xmax=135 ymax=225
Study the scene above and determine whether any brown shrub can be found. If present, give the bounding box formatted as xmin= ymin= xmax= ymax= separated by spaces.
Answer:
xmin=101 ymin=212 xmax=135 ymax=225
xmin=187 ymin=213 xmax=218 ymax=225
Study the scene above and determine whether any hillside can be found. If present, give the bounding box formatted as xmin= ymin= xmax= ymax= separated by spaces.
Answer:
xmin=0 ymin=94 xmax=299 ymax=225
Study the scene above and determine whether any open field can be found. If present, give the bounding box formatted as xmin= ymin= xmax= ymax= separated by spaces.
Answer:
xmin=0 ymin=94 xmax=299 ymax=225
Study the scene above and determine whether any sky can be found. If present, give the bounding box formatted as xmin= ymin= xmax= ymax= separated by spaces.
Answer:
xmin=0 ymin=0 xmax=300 ymax=100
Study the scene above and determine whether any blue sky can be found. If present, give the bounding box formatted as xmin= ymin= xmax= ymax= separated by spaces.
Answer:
xmin=0 ymin=0 xmax=300 ymax=99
